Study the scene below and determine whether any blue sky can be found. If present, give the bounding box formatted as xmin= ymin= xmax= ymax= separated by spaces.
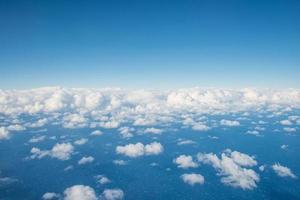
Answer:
xmin=0 ymin=0 xmax=299 ymax=89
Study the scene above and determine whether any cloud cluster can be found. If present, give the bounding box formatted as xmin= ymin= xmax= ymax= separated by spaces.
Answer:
xmin=173 ymin=155 xmax=198 ymax=169
xmin=30 ymin=143 xmax=74 ymax=160
xmin=181 ymin=173 xmax=205 ymax=185
xmin=197 ymin=149 xmax=259 ymax=190
xmin=1 ymin=87 xmax=300 ymax=139
xmin=116 ymin=142 xmax=163 ymax=158
xmin=272 ymin=163 xmax=297 ymax=179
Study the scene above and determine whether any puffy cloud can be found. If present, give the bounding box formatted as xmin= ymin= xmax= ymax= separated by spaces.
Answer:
xmin=220 ymin=119 xmax=240 ymax=127
xmin=116 ymin=142 xmax=163 ymax=158
xmin=30 ymin=143 xmax=74 ymax=160
xmin=113 ymin=160 xmax=127 ymax=165
xmin=29 ymin=135 xmax=46 ymax=143
xmin=280 ymin=120 xmax=292 ymax=126
xmin=118 ymin=127 xmax=134 ymax=138
xmin=42 ymin=192 xmax=60 ymax=200
xmin=100 ymin=189 xmax=124 ymax=200
xmin=144 ymin=127 xmax=163 ymax=134
xmin=173 ymin=155 xmax=198 ymax=169
xmin=272 ymin=163 xmax=297 ymax=179
xmin=246 ymin=130 xmax=260 ymax=136
xmin=1 ymin=87 xmax=300 ymax=140
xmin=90 ymin=130 xmax=103 ymax=136
xmin=197 ymin=150 xmax=259 ymax=190
xmin=181 ymin=173 xmax=205 ymax=185
xmin=64 ymin=185 xmax=97 ymax=200
xmin=280 ymin=144 xmax=288 ymax=150
xmin=78 ymin=156 xmax=94 ymax=165
xmin=95 ymin=175 xmax=111 ymax=185
xmin=283 ymin=127 xmax=296 ymax=132
xmin=0 ymin=127 xmax=10 ymax=139
xmin=74 ymin=138 xmax=88 ymax=146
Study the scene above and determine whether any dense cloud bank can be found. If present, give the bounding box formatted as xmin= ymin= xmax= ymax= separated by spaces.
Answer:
xmin=0 ymin=87 xmax=300 ymax=139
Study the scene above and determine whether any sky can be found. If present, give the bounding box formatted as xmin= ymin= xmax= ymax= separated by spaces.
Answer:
xmin=0 ymin=0 xmax=300 ymax=89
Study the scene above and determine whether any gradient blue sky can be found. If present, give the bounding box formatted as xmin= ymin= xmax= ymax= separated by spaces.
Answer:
xmin=0 ymin=0 xmax=300 ymax=89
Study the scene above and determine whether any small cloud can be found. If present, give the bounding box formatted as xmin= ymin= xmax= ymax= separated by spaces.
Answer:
xmin=90 ymin=130 xmax=103 ymax=136
xmin=116 ymin=142 xmax=163 ymax=158
xmin=29 ymin=135 xmax=46 ymax=143
xmin=272 ymin=163 xmax=297 ymax=179
xmin=74 ymin=138 xmax=88 ymax=146
xmin=181 ymin=173 xmax=204 ymax=185
xmin=63 ymin=185 xmax=97 ymax=200
xmin=220 ymin=119 xmax=240 ymax=127
xmin=144 ymin=127 xmax=163 ymax=134
xmin=95 ymin=175 xmax=111 ymax=185
xmin=173 ymin=155 xmax=198 ymax=169
xmin=78 ymin=156 xmax=94 ymax=165
xmin=100 ymin=189 xmax=124 ymax=200
xmin=42 ymin=192 xmax=60 ymax=200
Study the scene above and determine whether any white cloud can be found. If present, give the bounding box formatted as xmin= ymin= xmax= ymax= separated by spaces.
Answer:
xmin=74 ymin=138 xmax=88 ymax=145
xmin=272 ymin=163 xmax=297 ymax=179
xmin=29 ymin=135 xmax=46 ymax=143
xmin=246 ymin=130 xmax=260 ymax=136
xmin=100 ymin=189 xmax=124 ymax=200
xmin=90 ymin=130 xmax=103 ymax=136
xmin=78 ymin=156 xmax=94 ymax=165
xmin=197 ymin=150 xmax=259 ymax=190
xmin=144 ymin=127 xmax=163 ymax=134
xmin=192 ymin=123 xmax=210 ymax=131
xmin=280 ymin=144 xmax=288 ymax=150
xmin=116 ymin=142 xmax=163 ymax=158
xmin=118 ymin=127 xmax=134 ymax=138
xmin=173 ymin=155 xmax=198 ymax=169
xmin=63 ymin=185 xmax=97 ymax=200
xmin=181 ymin=173 xmax=205 ymax=185
xmin=283 ymin=127 xmax=296 ymax=132
xmin=220 ymin=119 xmax=240 ymax=127
xmin=95 ymin=175 xmax=111 ymax=185
xmin=113 ymin=160 xmax=127 ymax=165
xmin=177 ymin=139 xmax=196 ymax=146
xmin=30 ymin=142 xmax=74 ymax=160
xmin=280 ymin=120 xmax=292 ymax=126
xmin=0 ymin=127 xmax=10 ymax=140
xmin=42 ymin=192 xmax=60 ymax=200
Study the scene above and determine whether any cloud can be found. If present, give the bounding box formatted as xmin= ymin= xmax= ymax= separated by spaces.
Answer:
xmin=177 ymin=139 xmax=196 ymax=146
xmin=220 ymin=119 xmax=240 ymax=127
xmin=280 ymin=144 xmax=288 ymax=150
xmin=280 ymin=120 xmax=292 ymax=126
xmin=74 ymin=138 xmax=88 ymax=145
xmin=0 ymin=127 xmax=10 ymax=140
xmin=197 ymin=150 xmax=259 ymax=190
xmin=192 ymin=123 xmax=210 ymax=131
xmin=113 ymin=160 xmax=127 ymax=165
xmin=91 ymin=130 xmax=103 ymax=136
xmin=100 ymin=189 xmax=124 ymax=200
xmin=42 ymin=192 xmax=60 ymax=200
xmin=29 ymin=135 xmax=46 ymax=143
xmin=116 ymin=142 xmax=163 ymax=158
xmin=272 ymin=163 xmax=297 ymax=179
xmin=78 ymin=156 xmax=94 ymax=165
xmin=181 ymin=173 xmax=205 ymax=185
xmin=30 ymin=142 xmax=74 ymax=160
xmin=95 ymin=175 xmax=111 ymax=185
xmin=283 ymin=127 xmax=296 ymax=132
xmin=118 ymin=127 xmax=134 ymax=138
xmin=173 ymin=155 xmax=198 ymax=169
xmin=64 ymin=185 xmax=97 ymax=200
xmin=144 ymin=127 xmax=163 ymax=134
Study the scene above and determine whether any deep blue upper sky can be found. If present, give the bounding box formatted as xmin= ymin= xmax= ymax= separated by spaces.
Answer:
xmin=0 ymin=0 xmax=299 ymax=89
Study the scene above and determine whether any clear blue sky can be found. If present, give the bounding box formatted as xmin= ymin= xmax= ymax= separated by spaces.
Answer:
xmin=0 ymin=0 xmax=299 ymax=89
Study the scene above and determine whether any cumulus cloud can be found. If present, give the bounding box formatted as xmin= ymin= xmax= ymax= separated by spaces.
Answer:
xmin=30 ymin=143 xmax=74 ymax=160
xmin=272 ymin=163 xmax=297 ymax=179
xmin=173 ymin=155 xmax=198 ymax=169
xmin=64 ymin=185 xmax=97 ymax=200
xmin=95 ymin=175 xmax=111 ymax=185
xmin=90 ymin=130 xmax=103 ymax=136
xmin=181 ymin=173 xmax=205 ymax=185
xmin=116 ymin=142 xmax=163 ymax=158
xmin=74 ymin=138 xmax=88 ymax=145
xmin=280 ymin=120 xmax=292 ymax=126
xmin=197 ymin=150 xmax=259 ymax=190
xmin=118 ymin=127 xmax=134 ymax=138
xmin=283 ymin=127 xmax=296 ymax=132
xmin=78 ymin=156 xmax=94 ymax=165
xmin=220 ymin=119 xmax=240 ymax=127
xmin=42 ymin=192 xmax=60 ymax=200
xmin=144 ymin=127 xmax=163 ymax=134
xmin=29 ymin=135 xmax=46 ymax=143
xmin=0 ymin=127 xmax=10 ymax=139
xmin=177 ymin=139 xmax=196 ymax=146
xmin=100 ymin=189 xmax=124 ymax=200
